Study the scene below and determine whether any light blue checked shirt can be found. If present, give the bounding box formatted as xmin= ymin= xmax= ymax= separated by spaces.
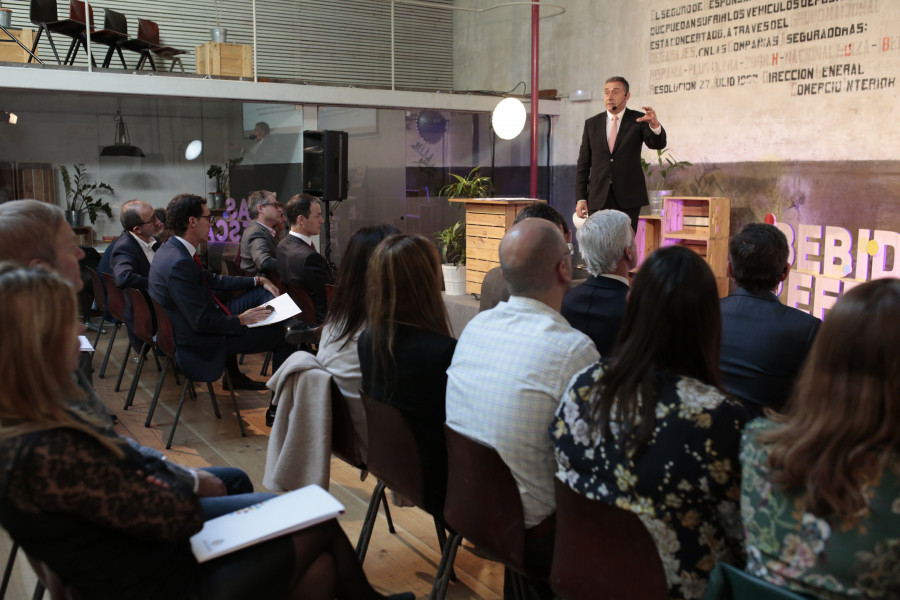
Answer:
xmin=446 ymin=295 xmax=599 ymax=527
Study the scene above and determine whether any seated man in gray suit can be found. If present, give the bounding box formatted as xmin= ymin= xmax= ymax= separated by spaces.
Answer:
xmin=560 ymin=209 xmax=636 ymax=356
xmin=720 ymin=223 xmax=821 ymax=417
xmin=276 ymin=194 xmax=334 ymax=324
xmin=239 ymin=190 xmax=282 ymax=277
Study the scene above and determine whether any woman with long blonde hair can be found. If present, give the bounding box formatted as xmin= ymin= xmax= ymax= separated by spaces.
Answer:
xmin=741 ymin=278 xmax=900 ymax=598
xmin=0 ymin=264 xmax=412 ymax=600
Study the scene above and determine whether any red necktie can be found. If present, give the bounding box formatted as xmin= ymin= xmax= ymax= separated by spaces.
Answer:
xmin=310 ymin=240 xmax=316 ymax=251
xmin=608 ymin=114 xmax=618 ymax=153
xmin=194 ymin=254 xmax=231 ymax=316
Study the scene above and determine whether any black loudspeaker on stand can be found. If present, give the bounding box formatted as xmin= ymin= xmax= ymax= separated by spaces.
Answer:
xmin=303 ymin=130 xmax=348 ymax=263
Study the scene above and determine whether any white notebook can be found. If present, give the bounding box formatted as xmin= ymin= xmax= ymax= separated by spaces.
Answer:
xmin=190 ymin=484 xmax=345 ymax=563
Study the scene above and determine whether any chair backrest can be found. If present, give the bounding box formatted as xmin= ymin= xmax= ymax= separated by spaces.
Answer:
xmin=702 ymin=563 xmax=817 ymax=600
xmin=150 ymin=297 xmax=177 ymax=360
xmin=136 ymin=18 xmax=159 ymax=45
xmin=24 ymin=550 xmax=78 ymax=600
xmin=330 ymin=380 xmax=363 ymax=468
xmin=102 ymin=7 xmax=126 ymax=34
xmin=124 ymin=288 xmax=154 ymax=346
xmin=284 ymin=282 xmax=318 ymax=324
xmin=100 ymin=272 xmax=126 ymax=322
xmin=68 ymin=0 xmax=94 ymax=29
xmin=443 ymin=426 xmax=530 ymax=574
xmin=30 ymin=0 xmax=59 ymax=25
xmin=87 ymin=268 xmax=107 ymax=313
xmin=550 ymin=479 xmax=668 ymax=600
xmin=360 ymin=392 xmax=426 ymax=508
xmin=325 ymin=283 xmax=336 ymax=306
xmin=221 ymin=258 xmax=246 ymax=277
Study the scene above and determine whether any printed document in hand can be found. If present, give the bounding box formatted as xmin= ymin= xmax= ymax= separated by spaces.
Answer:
xmin=247 ymin=293 xmax=301 ymax=328
xmin=190 ymin=484 xmax=345 ymax=562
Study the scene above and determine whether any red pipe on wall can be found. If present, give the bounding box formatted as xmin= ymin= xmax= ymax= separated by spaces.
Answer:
xmin=530 ymin=0 xmax=539 ymax=199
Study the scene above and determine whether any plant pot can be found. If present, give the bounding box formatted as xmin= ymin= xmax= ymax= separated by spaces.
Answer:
xmin=64 ymin=210 xmax=84 ymax=228
xmin=441 ymin=264 xmax=467 ymax=296
xmin=0 ymin=9 xmax=12 ymax=29
xmin=208 ymin=192 xmax=226 ymax=209
xmin=647 ymin=190 xmax=671 ymax=216
xmin=210 ymin=27 xmax=228 ymax=43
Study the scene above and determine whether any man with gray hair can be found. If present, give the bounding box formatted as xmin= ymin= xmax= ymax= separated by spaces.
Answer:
xmin=561 ymin=209 xmax=636 ymax=355
xmin=239 ymin=189 xmax=283 ymax=276
xmin=447 ymin=218 xmax=599 ymax=600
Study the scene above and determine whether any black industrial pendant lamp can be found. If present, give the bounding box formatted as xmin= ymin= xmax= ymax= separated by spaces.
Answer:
xmin=100 ymin=110 xmax=145 ymax=157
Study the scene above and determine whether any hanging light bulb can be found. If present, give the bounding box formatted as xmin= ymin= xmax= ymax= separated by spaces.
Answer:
xmin=100 ymin=110 xmax=145 ymax=157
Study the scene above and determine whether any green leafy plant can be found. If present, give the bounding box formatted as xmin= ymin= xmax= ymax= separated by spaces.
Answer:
xmin=60 ymin=164 xmax=115 ymax=224
xmin=434 ymin=221 xmax=466 ymax=265
xmin=207 ymin=157 xmax=243 ymax=196
xmin=641 ymin=148 xmax=693 ymax=192
xmin=439 ymin=167 xmax=493 ymax=199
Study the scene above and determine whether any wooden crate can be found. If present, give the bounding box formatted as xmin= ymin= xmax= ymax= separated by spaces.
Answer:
xmin=661 ymin=197 xmax=731 ymax=297
xmin=0 ymin=28 xmax=37 ymax=63
xmin=195 ymin=42 xmax=252 ymax=77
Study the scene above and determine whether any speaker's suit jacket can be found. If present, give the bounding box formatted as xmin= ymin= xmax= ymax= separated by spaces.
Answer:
xmin=560 ymin=275 xmax=629 ymax=357
xmin=148 ymin=238 xmax=258 ymax=381
xmin=110 ymin=231 xmax=154 ymax=351
xmin=575 ymin=108 xmax=667 ymax=211
xmin=239 ymin=220 xmax=278 ymax=276
xmin=276 ymin=234 xmax=334 ymax=324
xmin=719 ymin=287 xmax=821 ymax=416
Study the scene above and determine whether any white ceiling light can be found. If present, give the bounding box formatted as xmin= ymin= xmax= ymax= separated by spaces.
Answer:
xmin=185 ymin=139 xmax=203 ymax=160
xmin=491 ymin=97 xmax=526 ymax=140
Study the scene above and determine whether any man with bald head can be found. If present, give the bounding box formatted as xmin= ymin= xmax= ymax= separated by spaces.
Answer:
xmin=446 ymin=219 xmax=598 ymax=600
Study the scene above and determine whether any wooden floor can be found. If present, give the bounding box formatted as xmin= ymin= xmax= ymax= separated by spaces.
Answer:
xmin=0 ymin=327 xmax=504 ymax=599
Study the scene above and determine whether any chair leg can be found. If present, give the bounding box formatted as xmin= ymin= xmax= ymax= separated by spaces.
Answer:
xmin=114 ymin=343 xmax=132 ymax=392
xmin=222 ymin=372 xmax=247 ymax=438
xmin=429 ymin=532 xmax=462 ymax=600
xmin=31 ymin=581 xmax=45 ymax=600
xmin=40 ymin=24 xmax=63 ymax=64
xmin=91 ymin=317 xmax=105 ymax=348
xmin=382 ymin=492 xmax=396 ymax=534
xmin=145 ymin=357 xmax=170 ymax=427
xmin=28 ymin=27 xmax=43 ymax=63
xmin=0 ymin=541 xmax=19 ymax=600
xmin=166 ymin=379 xmax=192 ymax=449
xmin=98 ymin=323 xmax=120 ymax=379
xmin=260 ymin=351 xmax=272 ymax=376
xmin=206 ymin=382 xmax=221 ymax=418
xmin=356 ymin=480 xmax=387 ymax=563
xmin=124 ymin=343 xmax=150 ymax=410
xmin=115 ymin=47 xmax=127 ymax=69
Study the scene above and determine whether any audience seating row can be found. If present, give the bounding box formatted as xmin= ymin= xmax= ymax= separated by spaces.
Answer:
xmin=28 ymin=0 xmax=185 ymax=71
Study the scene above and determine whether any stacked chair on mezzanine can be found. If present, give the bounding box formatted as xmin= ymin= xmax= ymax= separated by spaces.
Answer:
xmin=88 ymin=6 xmax=128 ymax=69
xmin=549 ymin=479 xmax=668 ymax=600
xmin=117 ymin=18 xmax=185 ymax=72
xmin=358 ymin=393 xmax=453 ymax=591
xmin=430 ymin=426 xmax=548 ymax=600
xmin=147 ymin=298 xmax=247 ymax=449
xmin=28 ymin=0 xmax=90 ymax=65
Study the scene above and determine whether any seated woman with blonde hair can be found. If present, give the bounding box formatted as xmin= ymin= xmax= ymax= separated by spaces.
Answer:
xmin=552 ymin=245 xmax=749 ymax=600
xmin=741 ymin=278 xmax=900 ymax=599
xmin=0 ymin=263 xmax=412 ymax=600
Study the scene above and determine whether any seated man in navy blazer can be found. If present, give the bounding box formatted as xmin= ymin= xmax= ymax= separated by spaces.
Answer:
xmin=720 ymin=223 xmax=821 ymax=417
xmin=276 ymin=193 xmax=334 ymax=324
xmin=561 ymin=209 xmax=636 ymax=356
xmin=148 ymin=194 xmax=293 ymax=387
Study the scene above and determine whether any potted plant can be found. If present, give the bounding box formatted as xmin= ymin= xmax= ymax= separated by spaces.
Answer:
xmin=439 ymin=167 xmax=493 ymax=199
xmin=641 ymin=148 xmax=692 ymax=215
xmin=60 ymin=163 xmax=115 ymax=227
xmin=207 ymin=157 xmax=242 ymax=208
xmin=0 ymin=2 xmax=12 ymax=30
xmin=434 ymin=221 xmax=467 ymax=295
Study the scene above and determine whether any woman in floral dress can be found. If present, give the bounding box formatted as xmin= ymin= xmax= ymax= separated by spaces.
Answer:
xmin=552 ymin=246 xmax=749 ymax=600
xmin=741 ymin=278 xmax=900 ymax=599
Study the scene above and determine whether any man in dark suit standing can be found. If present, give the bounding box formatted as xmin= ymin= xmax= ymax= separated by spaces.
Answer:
xmin=277 ymin=193 xmax=334 ymax=324
xmin=148 ymin=194 xmax=293 ymax=385
xmin=575 ymin=76 xmax=667 ymax=230
xmin=239 ymin=189 xmax=282 ymax=276
xmin=720 ymin=223 xmax=822 ymax=417
xmin=561 ymin=209 xmax=636 ymax=356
